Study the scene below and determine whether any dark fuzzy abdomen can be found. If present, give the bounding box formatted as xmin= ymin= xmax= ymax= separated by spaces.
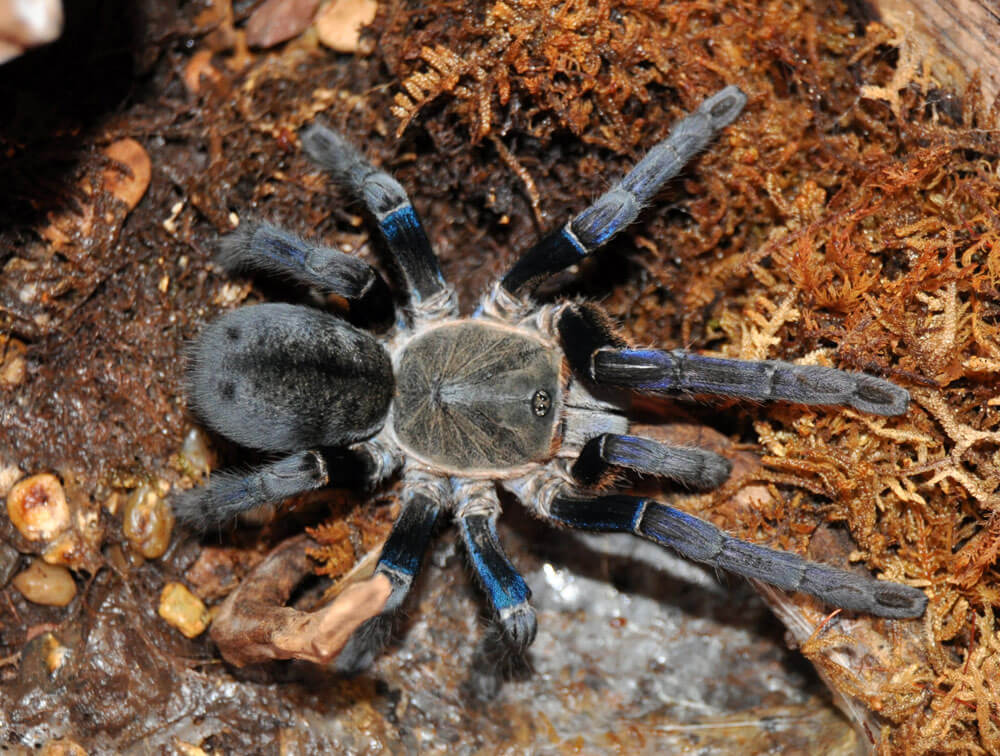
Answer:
xmin=187 ymin=303 xmax=393 ymax=452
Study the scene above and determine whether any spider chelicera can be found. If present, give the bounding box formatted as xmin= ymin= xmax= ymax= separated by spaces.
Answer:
xmin=177 ymin=85 xmax=927 ymax=681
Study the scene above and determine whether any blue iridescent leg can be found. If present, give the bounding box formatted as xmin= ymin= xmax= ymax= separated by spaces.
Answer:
xmin=454 ymin=480 xmax=536 ymax=651
xmin=501 ymin=86 xmax=747 ymax=294
xmin=334 ymin=488 xmax=443 ymax=675
xmin=592 ymin=348 xmax=910 ymax=416
xmin=546 ymin=494 xmax=927 ymax=619
xmin=572 ymin=434 xmax=732 ymax=490
xmin=301 ymin=124 xmax=447 ymax=305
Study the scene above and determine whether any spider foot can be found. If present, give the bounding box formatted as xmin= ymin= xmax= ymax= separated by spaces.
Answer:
xmin=498 ymin=602 xmax=538 ymax=652
xmin=463 ymin=622 xmax=534 ymax=701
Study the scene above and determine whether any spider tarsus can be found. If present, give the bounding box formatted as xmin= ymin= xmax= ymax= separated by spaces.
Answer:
xmin=300 ymin=123 xmax=404 ymax=218
xmin=299 ymin=123 xmax=358 ymax=180
xmin=693 ymin=451 xmax=733 ymax=489
xmin=464 ymin=622 xmax=534 ymax=701
xmin=499 ymin=604 xmax=538 ymax=653
xmin=872 ymin=582 xmax=929 ymax=617
xmin=851 ymin=374 xmax=911 ymax=416
xmin=216 ymin=220 xmax=257 ymax=271
xmin=798 ymin=564 xmax=928 ymax=619
xmin=702 ymin=84 xmax=748 ymax=127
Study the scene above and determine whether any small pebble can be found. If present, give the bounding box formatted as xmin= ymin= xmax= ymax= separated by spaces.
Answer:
xmin=7 ymin=473 xmax=70 ymax=541
xmin=0 ymin=540 xmax=20 ymax=587
xmin=246 ymin=0 xmax=319 ymax=48
xmin=316 ymin=0 xmax=376 ymax=53
xmin=42 ymin=530 xmax=88 ymax=571
xmin=177 ymin=427 xmax=213 ymax=479
xmin=122 ymin=483 xmax=175 ymax=559
xmin=159 ymin=582 xmax=210 ymax=638
xmin=174 ymin=740 xmax=209 ymax=756
xmin=0 ymin=336 xmax=26 ymax=387
xmin=0 ymin=464 xmax=23 ymax=497
xmin=0 ymin=0 xmax=62 ymax=65
xmin=40 ymin=632 xmax=70 ymax=675
xmin=12 ymin=559 xmax=77 ymax=606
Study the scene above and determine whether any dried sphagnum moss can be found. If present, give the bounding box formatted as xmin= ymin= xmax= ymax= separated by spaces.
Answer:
xmin=376 ymin=0 xmax=999 ymax=752
xmin=389 ymin=0 xmax=761 ymax=148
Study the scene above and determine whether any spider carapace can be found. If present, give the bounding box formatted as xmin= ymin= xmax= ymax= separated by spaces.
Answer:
xmin=393 ymin=321 xmax=566 ymax=474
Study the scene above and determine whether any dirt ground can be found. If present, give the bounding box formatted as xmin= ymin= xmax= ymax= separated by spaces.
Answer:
xmin=1 ymin=0 xmax=998 ymax=753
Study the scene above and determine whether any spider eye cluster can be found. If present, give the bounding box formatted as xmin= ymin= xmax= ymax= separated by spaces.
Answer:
xmin=532 ymin=389 xmax=552 ymax=417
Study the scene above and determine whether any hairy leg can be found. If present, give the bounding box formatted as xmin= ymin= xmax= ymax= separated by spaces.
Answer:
xmin=301 ymin=124 xmax=450 ymax=308
xmin=334 ymin=474 xmax=447 ymax=674
xmin=501 ymin=86 xmax=746 ymax=294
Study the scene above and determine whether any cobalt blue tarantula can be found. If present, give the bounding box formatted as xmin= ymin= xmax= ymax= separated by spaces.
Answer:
xmin=177 ymin=86 xmax=926 ymax=676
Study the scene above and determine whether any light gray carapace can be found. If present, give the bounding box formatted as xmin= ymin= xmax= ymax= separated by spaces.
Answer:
xmin=178 ymin=86 xmax=926 ymax=690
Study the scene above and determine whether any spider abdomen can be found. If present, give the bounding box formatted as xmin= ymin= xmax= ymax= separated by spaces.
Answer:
xmin=187 ymin=303 xmax=394 ymax=452
xmin=392 ymin=321 xmax=563 ymax=474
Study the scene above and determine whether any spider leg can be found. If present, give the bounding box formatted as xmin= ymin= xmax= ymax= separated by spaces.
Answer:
xmin=174 ymin=450 xmax=329 ymax=529
xmin=544 ymin=493 xmax=927 ymax=618
xmin=592 ymin=348 xmax=910 ymax=416
xmin=334 ymin=481 xmax=445 ymax=675
xmin=572 ymin=433 xmax=731 ymax=490
xmin=453 ymin=479 xmax=536 ymax=652
xmin=300 ymin=124 xmax=448 ymax=306
xmin=218 ymin=221 xmax=393 ymax=322
xmin=501 ymin=85 xmax=747 ymax=294
xmin=175 ymin=440 xmax=401 ymax=529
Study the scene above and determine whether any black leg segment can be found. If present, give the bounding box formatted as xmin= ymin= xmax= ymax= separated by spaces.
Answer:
xmin=500 ymin=226 xmax=588 ymax=295
xmin=572 ymin=434 xmax=732 ymax=489
xmin=592 ymin=348 xmax=910 ymax=416
xmin=301 ymin=124 xmax=447 ymax=304
xmin=218 ymin=221 xmax=392 ymax=321
xmin=547 ymin=494 xmax=927 ymax=619
xmin=173 ymin=450 xmax=328 ymax=529
xmin=334 ymin=492 xmax=442 ymax=675
xmin=555 ymin=303 xmax=626 ymax=378
xmin=501 ymin=86 xmax=747 ymax=295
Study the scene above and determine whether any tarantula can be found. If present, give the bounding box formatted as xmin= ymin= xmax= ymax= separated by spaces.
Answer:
xmin=177 ymin=86 xmax=927 ymax=678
